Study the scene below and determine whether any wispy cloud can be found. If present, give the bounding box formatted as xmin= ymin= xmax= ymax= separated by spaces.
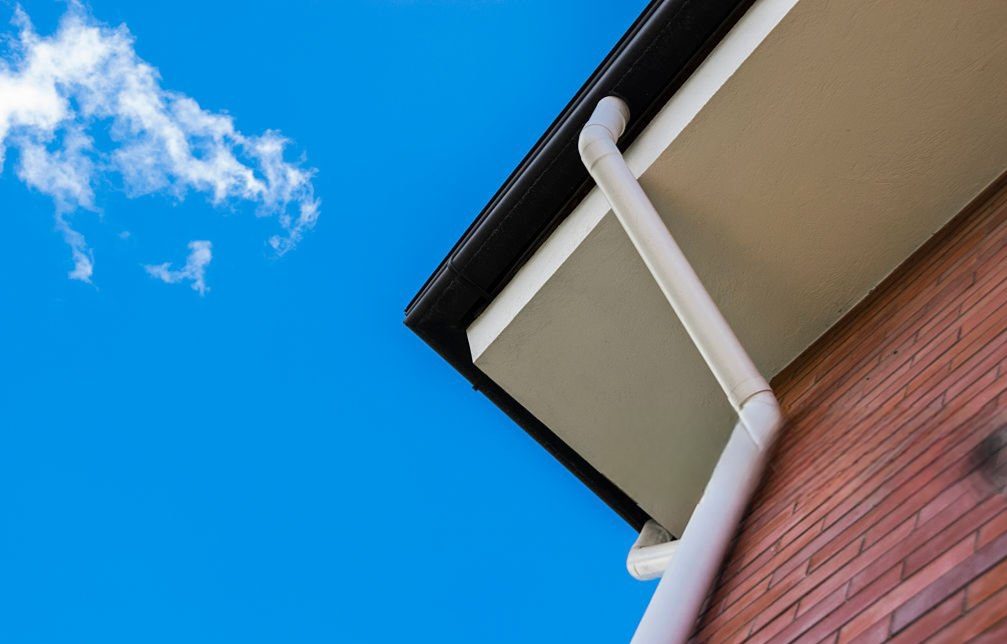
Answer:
xmin=0 ymin=3 xmax=319 ymax=288
xmin=145 ymin=240 xmax=212 ymax=296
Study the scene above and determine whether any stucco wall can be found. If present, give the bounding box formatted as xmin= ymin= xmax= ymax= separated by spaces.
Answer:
xmin=693 ymin=175 xmax=1007 ymax=642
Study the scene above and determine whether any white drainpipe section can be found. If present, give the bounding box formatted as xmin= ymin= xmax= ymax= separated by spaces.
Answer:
xmin=627 ymin=520 xmax=679 ymax=581
xmin=579 ymin=97 xmax=784 ymax=644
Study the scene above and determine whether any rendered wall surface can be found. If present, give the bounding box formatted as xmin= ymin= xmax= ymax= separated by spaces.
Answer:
xmin=693 ymin=176 xmax=1007 ymax=642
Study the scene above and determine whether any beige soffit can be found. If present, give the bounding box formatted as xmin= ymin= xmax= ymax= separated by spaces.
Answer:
xmin=468 ymin=0 xmax=1007 ymax=534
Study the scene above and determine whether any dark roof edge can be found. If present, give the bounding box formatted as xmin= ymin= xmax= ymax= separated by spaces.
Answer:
xmin=405 ymin=0 xmax=754 ymax=530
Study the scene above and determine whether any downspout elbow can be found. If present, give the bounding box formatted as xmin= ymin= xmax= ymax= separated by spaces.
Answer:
xmin=626 ymin=392 xmax=781 ymax=588
xmin=627 ymin=520 xmax=679 ymax=581
xmin=579 ymin=97 xmax=630 ymax=170
xmin=738 ymin=390 xmax=784 ymax=451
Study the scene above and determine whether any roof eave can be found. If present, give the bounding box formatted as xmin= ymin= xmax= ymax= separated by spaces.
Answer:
xmin=404 ymin=0 xmax=755 ymax=530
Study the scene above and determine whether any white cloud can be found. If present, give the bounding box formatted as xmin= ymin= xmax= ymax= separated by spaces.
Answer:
xmin=145 ymin=240 xmax=212 ymax=296
xmin=0 ymin=4 xmax=319 ymax=287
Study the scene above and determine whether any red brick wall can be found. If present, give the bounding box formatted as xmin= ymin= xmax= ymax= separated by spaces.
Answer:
xmin=692 ymin=175 xmax=1007 ymax=643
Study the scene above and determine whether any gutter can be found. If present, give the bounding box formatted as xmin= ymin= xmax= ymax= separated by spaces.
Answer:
xmin=579 ymin=97 xmax=784 ymax=643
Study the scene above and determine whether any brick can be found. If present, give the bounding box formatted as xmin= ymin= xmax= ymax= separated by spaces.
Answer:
xmin=978 ymin=509 xmax=1007 ymax=550
xmin=701 ymin=563 xmax=805 ymax=642
xmin=972 ymin=616 xmax=1007 ymax=643
xmin=693 ymin=177 xmax=1007 ymax=642
xmin=755 ymin=585 xmax=847 ymax=643
xmin=772 ymin=563 xmax=902 ymax=643
xmin=890 ymin=529 xmax=1007 ymax=632
xmin=714 ymin=517 xmax=902 ymax=643
xmin=843 ymin=615 xmax=890 ymax=644
xmin=914 ymin=476 xmax=980 ymax=527
xmin=846 ymin=518 xmax=917 ymax=597
xmin=929 ymin=586 xmax=1007 ymax=643
xmin=966 ymin=556 xmax=1007 ymax=609
xmin=902 ymin=482 xmax=988 ymax=577
xmin=889 ymin=590 xmax=964 ymax=643
xmin=836 ymin=565 xmax=905 ymax=642
xmin=743 ymin=603 xmax=798 ymax=644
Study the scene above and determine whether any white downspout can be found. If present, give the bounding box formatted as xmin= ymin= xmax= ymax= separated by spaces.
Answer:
xmin=579 ymin=96 xmax=784 ymax=644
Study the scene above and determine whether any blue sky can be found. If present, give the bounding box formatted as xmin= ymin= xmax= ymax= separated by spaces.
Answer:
xmin=0 ymin=1 xmax=653 ymax=642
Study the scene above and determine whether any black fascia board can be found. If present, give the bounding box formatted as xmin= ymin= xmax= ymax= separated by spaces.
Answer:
xmin=404 ymin=0 xmax=754 ymax=530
